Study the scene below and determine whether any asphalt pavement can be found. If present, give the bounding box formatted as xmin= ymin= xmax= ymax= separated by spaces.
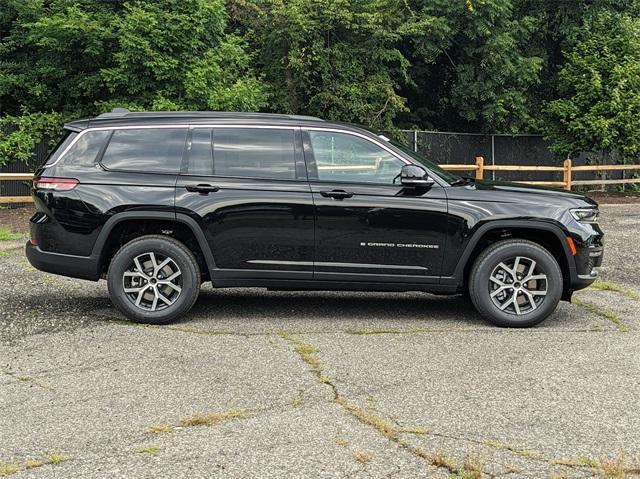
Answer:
xmin=1 ymin=204 xmax=639 ymax=478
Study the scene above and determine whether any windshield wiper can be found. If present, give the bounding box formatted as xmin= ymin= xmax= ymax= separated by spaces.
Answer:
xmin=450 ymin=176 xmax=475 ymax=186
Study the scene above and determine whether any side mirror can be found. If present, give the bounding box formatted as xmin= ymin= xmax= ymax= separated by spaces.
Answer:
xmin=400 ymin=165 xmax=434 ymax=187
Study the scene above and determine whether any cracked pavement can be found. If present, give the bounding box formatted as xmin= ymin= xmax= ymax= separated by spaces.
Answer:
xmin=1 ymin=204 xmax=639 ymax=478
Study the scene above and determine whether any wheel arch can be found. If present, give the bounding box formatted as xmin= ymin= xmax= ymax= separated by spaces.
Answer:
xmin=92 ymin=212 xmax=215 ymax=278
xmin=444 ymin=220 xmax=575 ymax=297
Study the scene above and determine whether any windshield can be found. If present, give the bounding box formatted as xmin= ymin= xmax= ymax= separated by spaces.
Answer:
xmin=388 ymin=140 xmax=461 ymax=185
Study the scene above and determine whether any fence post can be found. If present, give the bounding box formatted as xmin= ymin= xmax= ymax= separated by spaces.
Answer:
xmin=475 ymin=156 xmax=484 ymax=180
xmin=563 ymin=159 xmax=572 ymax=190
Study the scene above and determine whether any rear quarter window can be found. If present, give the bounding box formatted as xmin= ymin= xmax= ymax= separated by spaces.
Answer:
xmin=43 ymin=130 xmax=78 ymax=167
xmin=60 ymin=130 xmax=111 ymax=168
xmin=101 ymin=128 xmax=187 ymax=174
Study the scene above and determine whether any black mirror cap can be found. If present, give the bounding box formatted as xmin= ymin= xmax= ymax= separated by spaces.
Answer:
xmin=400 ymin=164 xmax=435 ymax=187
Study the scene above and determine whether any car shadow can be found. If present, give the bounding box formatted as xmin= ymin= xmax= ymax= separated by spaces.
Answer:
xmin=185 ymin=288 xmax=483 ymax=325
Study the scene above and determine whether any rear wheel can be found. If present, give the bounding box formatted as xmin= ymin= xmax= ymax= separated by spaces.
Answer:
xmin=107 ymin=235 xmax=200 ymax=324
xmin=469 ymin=239 xmax=562 ymax=327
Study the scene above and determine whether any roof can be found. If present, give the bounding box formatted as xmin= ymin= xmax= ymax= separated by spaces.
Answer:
xmin=64 ymin=108 xmax=325 ymax=131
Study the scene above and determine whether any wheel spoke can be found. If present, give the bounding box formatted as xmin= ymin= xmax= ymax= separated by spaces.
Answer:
xmin=489 ymin=254 xmax=549 ymax=316
xmin=498 ymin=292 xmax=516 ymax=311
xmin=124 ymin=286 xmax=144 ymax=293
xmin=157 ymin=290 xmax=174 ymax=306
xmin=135 ymin=288 xmax=146 ymax=307
xmin=490 ymin=285 xmax=509 ymax=298
xmin=150 ymin=288 xmax=159 ymax=311
xmin=155 ymin=257 xmax=172 ymax=274
xmin=497 ymin=262 xmax=516 ymax=280
xmin=159 ymin=281 xmax=182 ymax=293
xmin=522 ymin=290 xmax=537 ymax=311
xmin=133 ymin=257 xmax=149 ymax=278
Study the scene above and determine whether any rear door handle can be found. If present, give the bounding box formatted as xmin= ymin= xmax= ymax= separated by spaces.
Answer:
xmin=320 ymin=190 xmax=354 ymax=200
xmin=185 ymin=184 xmax=220 ymax=194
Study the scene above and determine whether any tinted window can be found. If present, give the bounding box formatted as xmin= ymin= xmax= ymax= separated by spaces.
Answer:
xmin=309 ymin=131 xmax=404 ymax=184
xmin=188 ymin=128 xmax=213 ymax=175
xmin=101 ymin=128 xmax=187 ymax=173
xmin=213 ymin=128 xmax=295 ymax=179
xmin=61 ymin=130 xmax=110 ymax=168
xmin=44 ymin=131 xmax=78 ymax=166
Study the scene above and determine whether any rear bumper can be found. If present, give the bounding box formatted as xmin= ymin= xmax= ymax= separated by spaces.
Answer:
xmin=25 ymin=242 xmax=100 ymax=281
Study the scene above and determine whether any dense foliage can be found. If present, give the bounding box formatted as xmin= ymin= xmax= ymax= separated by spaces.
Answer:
xmin=0 ymin=0 xmax=638 ymax=164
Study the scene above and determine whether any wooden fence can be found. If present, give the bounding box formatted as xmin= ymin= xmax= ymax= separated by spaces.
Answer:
xmin=1 ymin=157 xmax=639 ymax=203
xmin=442 ymin=157 xmax=640 ymax=190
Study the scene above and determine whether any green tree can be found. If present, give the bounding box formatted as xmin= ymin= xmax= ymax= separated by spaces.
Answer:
xmin=398 ymin=0 xmax=543 ymax=133
xmin=0 ymin=0 xmax=267 ymax=165
xmin=232 ymin=0 xmax=410 ymax=129
xmin=544 ymin=8 xmax=640 ymax=159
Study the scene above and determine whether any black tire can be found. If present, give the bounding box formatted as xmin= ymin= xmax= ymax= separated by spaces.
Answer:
xmin=107 ymin=235 xmax=200 ymax=324
xmin=468 ymin=239 xmax=562 ymax=328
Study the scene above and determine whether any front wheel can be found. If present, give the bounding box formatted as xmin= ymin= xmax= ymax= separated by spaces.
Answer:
xmin=107 ymin=235 xmax=200 ymax=324
xmin=469 ymin=239 xmax=562 ymax=328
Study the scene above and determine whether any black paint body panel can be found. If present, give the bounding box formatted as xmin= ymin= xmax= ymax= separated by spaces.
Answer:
xmin=26 ymin=114 xmax=604 ymax=298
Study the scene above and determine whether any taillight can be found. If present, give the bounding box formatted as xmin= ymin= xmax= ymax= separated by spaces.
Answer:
xmin=33 ymin=177 xmax=79 ymax=191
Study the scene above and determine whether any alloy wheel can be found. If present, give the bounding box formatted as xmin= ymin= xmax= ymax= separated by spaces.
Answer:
xmin=489 ymin=256 xmax=548 ymax=315
xmin=122 ymin=252 xmax=182 ymax=311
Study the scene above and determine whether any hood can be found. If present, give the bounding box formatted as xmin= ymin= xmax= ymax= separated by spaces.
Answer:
xmin=448 ymin=179 xmax=598 ymax=208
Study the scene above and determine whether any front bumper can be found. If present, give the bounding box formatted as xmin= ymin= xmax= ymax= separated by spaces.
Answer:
xmin=570 ymin=245 xmax=604 ymax=290
xmin=25 ymin=242 xmax=101 ymax=281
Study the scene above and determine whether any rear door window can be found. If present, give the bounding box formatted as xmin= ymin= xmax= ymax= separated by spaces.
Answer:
xmin=101 ymin=128 xmax=187 ymax=173
xmin=212 ymin=128 xmax=296 ymax=179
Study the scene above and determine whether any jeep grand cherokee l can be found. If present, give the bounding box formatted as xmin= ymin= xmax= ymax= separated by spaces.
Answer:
xmin=25 ymin=109 xmax=604 ymax=327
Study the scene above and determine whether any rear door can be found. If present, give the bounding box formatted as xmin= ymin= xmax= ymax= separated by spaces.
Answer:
xmin=175 ymin=125 xmax=315 ymax=281
xmin=303 ymin=128 xmax=448 ymax=283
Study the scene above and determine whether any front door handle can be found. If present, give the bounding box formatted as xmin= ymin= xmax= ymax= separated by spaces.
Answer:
xmin=185 ymin=184 xmax=220 ymax=194
xmin=320 ymin=189 xmax=354 ymax=200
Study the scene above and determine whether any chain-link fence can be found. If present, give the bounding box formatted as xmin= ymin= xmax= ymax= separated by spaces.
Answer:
xmin=387 ymin=130 xmax=639 ymax=187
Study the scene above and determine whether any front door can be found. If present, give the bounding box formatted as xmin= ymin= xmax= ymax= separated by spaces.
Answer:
xmin=175 ymin=126 xmax=314 ymax=281
xmin=303 ymin=129 xmax=448 ymax=283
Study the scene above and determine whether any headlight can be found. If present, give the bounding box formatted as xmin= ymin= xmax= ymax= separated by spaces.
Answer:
xmin=570 ymin=208 xmax=599 ymax=223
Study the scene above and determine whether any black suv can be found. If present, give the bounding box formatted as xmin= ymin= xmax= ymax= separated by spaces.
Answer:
xmin=26 ymin=110 xmax=604 ymax=327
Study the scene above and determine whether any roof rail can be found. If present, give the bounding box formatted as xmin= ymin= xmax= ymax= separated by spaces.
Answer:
xmin=96 ymin=107 xmax=131 ymax=119
xmin=94 ymin=109 xmax=323 ymax=122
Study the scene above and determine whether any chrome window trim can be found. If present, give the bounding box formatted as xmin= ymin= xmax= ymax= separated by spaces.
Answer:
xmin=46 ymin=124 xmax=448 ymax=189
xmin=304 ymin=127 xmax=449 ymax=188
xmin=45 ymin=124 xmax=299 ymax=168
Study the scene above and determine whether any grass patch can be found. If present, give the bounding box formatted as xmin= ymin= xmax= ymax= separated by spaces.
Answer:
xmin=554 ymin=451 xmax=640 ymax=478
xmin=0 ymin=252 xmax=9 ymax=258
xmin=0 ymin=463 xmax=19 ymax=477
xmin=147 ymin=424 xmax=173 ymax=434
xmin=335 ymin=397 xmax=398 ymax=440
xmin=24 ymin=459 xmax=44 ymax=469
xmin=278 ymin=333 xmax=324 ymax=374
xmin=0 ymin=228 xmax=21 ymax=242
xmin=46 ymin=452 xmax=67 ymax=465
xmin=462 ymin=452 xmax=484 ymax=479
xmin=346 ymin=327 xmax=446 ymax=335
xmin=179 ymin=408 xmax=249 ymax=427
xmin=334 ymin=437 xmax=349 ymax=447
xmin=136 ymin=446 xmax=160 ymax=456
xmin=353 ymin=451 xmax=372 ymax=464
xmin=430 ymin=450 xmax=455 ymax=470
xmin=592 ymin=280 xmax=640 ymax=302
xmin=574 ymin=298 xmax=628 ymax=332
xmin=398 ymin=425 xmax=429 ymax=434
xmin=483 ymin=439 xmax=542 ymax=459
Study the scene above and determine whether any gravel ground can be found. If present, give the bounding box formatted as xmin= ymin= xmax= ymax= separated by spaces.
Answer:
xmin=0 ymin=204 xmax=639 ymax=478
